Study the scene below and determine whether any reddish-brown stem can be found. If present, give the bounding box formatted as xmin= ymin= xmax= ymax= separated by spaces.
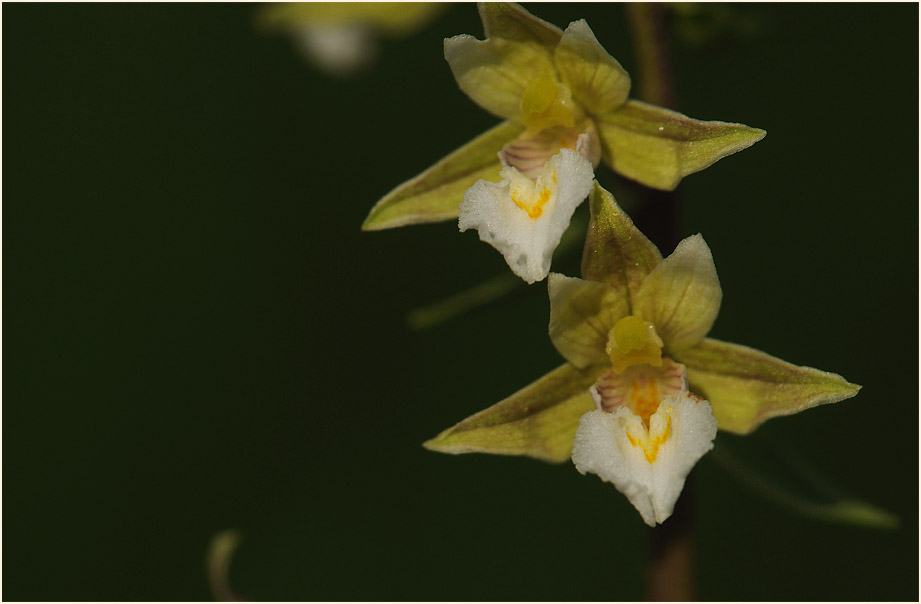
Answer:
xmin=624 ymin=5 xmax=695 ymax=601
xmin=625 ymin=3 xmax=677 ymax=109
xmin=646 ymin=479 xmax=696 ymax=601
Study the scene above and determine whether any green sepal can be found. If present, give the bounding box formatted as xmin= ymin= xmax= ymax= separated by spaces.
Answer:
xmin=673 ymin=338 xmax=861 ymax=434
xmin=423 ymin=363 xmax=602 ymax=463
xmin=477 ymin=2 xmax=562 ymax=48
xmin=581 ymin=181 xmax=662 ymax=307
xmin=597 ymin=100 xmax=766 ymax=191
xmin=362 ymin=120 xmax=523 ymax=231
xmin=547 ymin=273 xmax=628 ymax=369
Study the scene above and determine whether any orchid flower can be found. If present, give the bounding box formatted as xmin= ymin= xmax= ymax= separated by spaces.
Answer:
xmin=425 ymin=182 xmax=860 ymax=526
xmin=363 ymin=2 xmax=765 ymax=236
xmin=259 ymin=2 xmax=443 ymax=76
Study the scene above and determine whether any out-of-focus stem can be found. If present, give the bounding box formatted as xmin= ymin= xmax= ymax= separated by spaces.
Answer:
xmin=709 ymin=445 xmax=899 ymax=529
xmin=405 ymin=212 xmax=588 ymax=330
xmin=624 ymin=4 xmax=682 ymax=253
xmin=405 ymin=271 xmax=521 ymax=330
xmin=625 ymin=4 xmax=694 ymax=601
xmin=646 ymin=479 xmax=695 ymax=601
xmin=625 ymin=3 xmax=676 ymax=109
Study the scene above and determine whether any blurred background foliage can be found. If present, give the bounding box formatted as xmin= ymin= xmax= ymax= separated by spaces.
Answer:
xmin=4 ymin=3 xmax=918 ymax=601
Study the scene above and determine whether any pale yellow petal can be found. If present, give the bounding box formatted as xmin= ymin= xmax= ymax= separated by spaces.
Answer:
xmin=633 ymin=234 xmax=721 ymax=353
xmin=548 ymin=273 xmax=628 ymax=368
xmin=478 ymin=2 xmax=563 ymax=47
xmin=444 ymin=34 xmax=556 ymax=119
xmin=554 ymin=20 xmax=631 ymax=116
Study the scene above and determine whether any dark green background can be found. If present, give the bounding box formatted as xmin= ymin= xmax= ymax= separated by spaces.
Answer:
xmin=4 ymin=3 xmax=918 ymax=601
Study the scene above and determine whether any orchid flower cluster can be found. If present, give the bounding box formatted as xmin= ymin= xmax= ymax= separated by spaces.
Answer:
xmin=363 ymin=4 xmax=859 ymax=527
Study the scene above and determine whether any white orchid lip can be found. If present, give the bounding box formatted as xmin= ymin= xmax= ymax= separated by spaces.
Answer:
xmin=572 ymin=389 xmax=718 ymax=527
xmin=458 ymin=143 xmax=594 ymax=284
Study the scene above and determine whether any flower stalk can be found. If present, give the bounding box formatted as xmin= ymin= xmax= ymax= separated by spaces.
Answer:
xmin=625 ymin=5 xmax=692 ymax=598
xmin=646 ymin=478 xmax=695 ymax=601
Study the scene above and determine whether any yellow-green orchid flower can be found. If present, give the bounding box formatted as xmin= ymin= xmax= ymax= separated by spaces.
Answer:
xmin=363 ymin=2 xmax=765 ymax=233
xmin=425 ymin=182 xmax=860 ymax=526
xmin=259 ymin=3 xmax=444 ymax=76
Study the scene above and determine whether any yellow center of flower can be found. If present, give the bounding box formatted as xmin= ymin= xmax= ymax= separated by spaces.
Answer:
xmin=506 ymin=166 xmax=559 ymax=220
xmin=625 ymin=406 xmax=673 ymax=463
xmin=520 ymin=77 xmax=578 ymax=132
xmin=510 ymin=184 xmax=551 ymax=219
xmin=606 ymin=315 xmax=664 ymax=373
xmin=613 ymin=315 xmax=648 ymax=351
xmin=593 ymin=359 xmax=687 ymax=426
xmin=625 ymin=371 xmax=663 ymax=423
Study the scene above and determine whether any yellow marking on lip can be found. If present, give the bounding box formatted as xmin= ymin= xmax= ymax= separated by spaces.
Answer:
xmin=626 ymin=415 xmax=672 ymax=463
xmin=511 ymin=186 xmax=552 ymax=219
xmin=627 ymin=377 xmax=660 ymax=425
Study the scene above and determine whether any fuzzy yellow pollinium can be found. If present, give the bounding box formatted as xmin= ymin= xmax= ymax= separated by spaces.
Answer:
xmin=510 ymin=77 xmax=595 ymax=183
xmin=520 ymin=77 xmax=580 ymax=133
xmin=605 ymin=315 xmax=664 ymax=374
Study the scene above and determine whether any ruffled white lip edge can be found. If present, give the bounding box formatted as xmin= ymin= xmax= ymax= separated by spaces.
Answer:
xmin=458 ymin=142 xmax=594 ymax=284
xmin=572 ymin=391 xmax=718 ymax=526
